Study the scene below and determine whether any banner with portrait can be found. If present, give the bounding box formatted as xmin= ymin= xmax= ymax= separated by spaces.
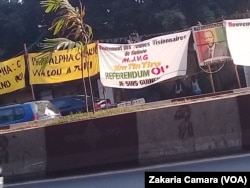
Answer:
xmin=0 ymin=55 xmax=26 ymax=95
xmin=29 ymin=42 xmax=99 ymax=84
xmin=192 ymin=23 xmax=231 ymax=67
xmin=98 ymin=30 xmax=191 ymax=89
xmin=224 ymin=18 xmax=250 ymax=66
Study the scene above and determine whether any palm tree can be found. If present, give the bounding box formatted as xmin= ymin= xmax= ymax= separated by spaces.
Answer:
xmin=39 ymin=0 xmax=95 ymax=113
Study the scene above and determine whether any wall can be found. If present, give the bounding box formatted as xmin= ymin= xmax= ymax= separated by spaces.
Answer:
xmin=1 ymin=91 xmax=250 ymax=183
xmin=0 ymin=127 xmax=46 ymax=179
xmin=237 ymin=94 xmax=250 ymax=149
xmin=137 ymin=97 xmax=241 ymax=163
xmin=44 ymin=113 xmax=138 ymax=175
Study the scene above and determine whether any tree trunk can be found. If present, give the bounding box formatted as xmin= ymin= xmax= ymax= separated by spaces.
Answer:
xmin=86 ymin=46 xmax=95 ymax=114
xmin=81 ymin=46 xmax=89 ymax=113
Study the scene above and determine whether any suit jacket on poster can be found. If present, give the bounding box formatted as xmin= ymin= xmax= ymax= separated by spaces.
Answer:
xmin=203 ymin=43 xmax=230 ymax=62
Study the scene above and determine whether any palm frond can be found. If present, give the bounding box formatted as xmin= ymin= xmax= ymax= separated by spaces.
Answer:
xmin=38 ymin=0 xmax=92 ymax=68
xmin=41 ymin=0 xmax=80 ymax=35
xmin=34 ymin=52 xmax=53 ymax=70
xmin=36 ymin=37 xmax=84 ymax=69
xmin=40 ymin=0 xmax=75 ymax=13
xmin=41 ymin=0 xmax=92 ymax=42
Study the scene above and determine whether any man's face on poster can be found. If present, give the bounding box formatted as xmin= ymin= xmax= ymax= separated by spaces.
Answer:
xmin=204 ymin=31 xmax=214 ymax=48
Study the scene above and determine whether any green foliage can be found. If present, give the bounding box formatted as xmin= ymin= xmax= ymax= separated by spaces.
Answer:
xmin=155 ymin=9 xmax=187 ymax=30
xmin=0 ymin=0 xmax=248 ymax=60
xmin=40 ymin=0 xmax=93 ymax=42
xmin=40 ymin=0 xmax=76 ymax=13
xmin=39 ymin=38 xmax=83 ymax=51
xmin=36 ymin=37 xmax=84 ymax=69
xmin=0 ymin=1 xmax=34 ymax=60
xmin=36 ymin=0 xmax=93 ymax=68
xmin=37 ymin=39 xmax=80 ymax=69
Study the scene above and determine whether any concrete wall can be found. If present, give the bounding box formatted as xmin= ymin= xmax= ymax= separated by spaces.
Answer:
xmin=137 ymin=97 xmax=241 ymax=163
xmin=237 ymin=94 xmax=250 ymax=149
xmin=2 ymin=92 xmax=250 ymax=183
xmin=0 ymin=128 xmax=46 ymax=178
xmin=44 ymin=113 xmax=138 ymax=175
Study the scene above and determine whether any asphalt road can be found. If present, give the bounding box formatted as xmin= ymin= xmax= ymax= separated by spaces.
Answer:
xmin=4 ymin=153 xmax=250 ymax=188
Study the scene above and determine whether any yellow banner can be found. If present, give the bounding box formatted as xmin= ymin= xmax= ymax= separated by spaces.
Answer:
xmin=29 ymin=42 xmax=99 ymax=84
xmin=0 ymin=56 xmax=25 ymax=95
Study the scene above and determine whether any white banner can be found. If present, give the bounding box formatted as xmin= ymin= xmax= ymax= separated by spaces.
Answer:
xmin=224 ymin=19 xmax=250 ymax=66
xmin=98 ymin=30 xmax=191 ymax=89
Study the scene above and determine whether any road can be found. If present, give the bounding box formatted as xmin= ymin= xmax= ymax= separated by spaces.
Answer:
xmin=5 ymin=153 xmax=250 ymax=188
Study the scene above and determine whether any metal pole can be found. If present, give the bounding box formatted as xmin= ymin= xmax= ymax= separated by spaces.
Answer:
xmin=234 ymin=65 xmax=242 ymax=88
xmin=208 ymin=65 xmax=216 ymax=93
xmin=23 ymin=43 xmax=35 ymax=100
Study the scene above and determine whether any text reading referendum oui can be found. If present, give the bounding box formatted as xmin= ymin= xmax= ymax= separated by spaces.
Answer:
xmin=148 ymin=175 xmax=247 ymax=185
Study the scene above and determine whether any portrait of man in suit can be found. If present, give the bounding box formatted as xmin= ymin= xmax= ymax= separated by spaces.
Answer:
xmin=203 ymin=30 xmax=230 ymax=61
xmin=202 ymin=30 xmax=230 ymax=62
